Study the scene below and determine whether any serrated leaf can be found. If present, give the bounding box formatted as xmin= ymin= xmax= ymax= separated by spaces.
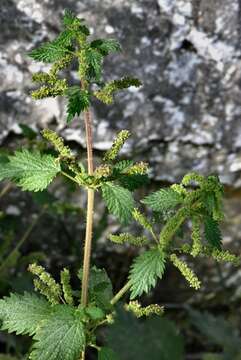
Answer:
xmin=63 ymin=9 xmax=90 ymax=35
xmin=204 ymin=216 xmax=222 ymax=250
xmin=84 ymin=267 xmax=113 ymax=311
xmin=91 ymin=39 xmax=121 ymax=56
xmin=106 ymin=308 xmax=184 ymax=360
xmin=204 ymin=193 xmax=216 ymax=215
xmin=63 ymin=9 xmax=76 ymax=26
xmin=54 ymin=30 xmax=75 ymax=48
xmin=0 ymin=292 xmax=52 ymax=336
xmin=98 ymin=347 xmax=119 ymax=360
xmin=113 ymin=160 xmax=134 ymax=172
xmin=30 ymin=305 xmax=85 ymax=360
xmin=66 ymin=87 xmax=90 ymax=122
xmin=101 ymin=183 xmax=135 ymax=224
xmin=29 ymin=41 xmax=70 ymax=63
xmin=85 ymin=48 xmax=103 ymax=81
xmin=142 ymin=188 xmax=183 ymax=212
xmin=129 ymin=247 xmax=166 ymax=299
xmin=78 ymin=266 xmax=113 ymax=311
xmin=0 ymin=150 xmax=60 ymax=192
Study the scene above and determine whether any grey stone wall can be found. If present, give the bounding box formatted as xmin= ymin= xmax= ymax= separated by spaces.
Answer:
xmin=0 ymin=0 xmax=241 ymax=245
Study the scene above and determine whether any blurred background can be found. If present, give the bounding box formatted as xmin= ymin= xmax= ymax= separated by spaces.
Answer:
xmin=0 ymin=0 xmax=241 ymax=359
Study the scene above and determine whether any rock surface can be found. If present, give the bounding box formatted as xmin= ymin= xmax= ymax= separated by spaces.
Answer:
xmin=0 ymin=1 xmax=241 ymax=237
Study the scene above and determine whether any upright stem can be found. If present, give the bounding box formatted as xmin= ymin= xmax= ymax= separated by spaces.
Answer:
xmin=81 ymin=108 xmax=95 ymax=307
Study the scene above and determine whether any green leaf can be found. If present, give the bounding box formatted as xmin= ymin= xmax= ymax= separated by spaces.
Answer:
xmin=78 ymin=266 xmax=113 ymax=311
xmin=85 ymin=305 xmax=105 ymax=320
xmin=101 ymin=183 xmax=135 ymax=224
xmin=66 ymin=87 xmax=90 ymax=122
xmin=91 ymin=39 xmax=121 ymax=56
xmin=106 ymin=308 xmax=184 ymax=360
xmin=30 ymin=305 xmax=85 ymax=360
xmin=89 ymin=267 xmax=113 ymax=311
xmin=0 ymin=149 xmax=60 ymax=191
xmin=85 ymin=48 xmax=103 ymax=81
xmin=63 ymin=9 xmax=90 ymax=36
xmin=54 ymin=30 xmax=75 ymax=48
xmin=98 ymin=347 xmax=119 ymax=360
xmin=0 ymin=292 xmax=52 ymax=336
xmin=63 ymin=9 xmax=78 ymax=27
xmin=204 ymin=216 xmax=222 ymax=250
xmin=142 ymin=188 xmax=183 ymax=212
xmin=0 ymin=150 xmax=60 ymax=192
xmin=118 ymin=174 xmax=149 ymax=191
xmin=113 ymin=160 xmax=134 ymax=172
xmin=29 ymin=41 xmax=70 ymax=63
xmin=129 ymin=247 xmax=166 ymax=299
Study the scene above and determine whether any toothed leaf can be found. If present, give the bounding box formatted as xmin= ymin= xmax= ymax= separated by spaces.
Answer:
xmin=29 ymin=42 xmax=70 ymax=63
xmin=30 ymin=305 xmax=85 ymax=360
xmin=101 ymin=183 xmax=135 ymax=224
xmin=63 ymin=9 xmax=90 ymax=35
xmin=85 ymin=48 xmax=103 ymax=81
xmin=0 ymin=150 xmax=60 ymax=192
xmin=91 ymin=39 xmax=121 ymax=56
xmin=0 ymin=292 xmax=52 ymax=336
xmin=142 ymin=188 xmax=183 ymax=212
xmin=204 ymin=216 xmax=222 ymax=250
xmin=66 ymin=87 xmax=90 ymax=122
xmin=129 ymin=248 xmax=166 ymax=299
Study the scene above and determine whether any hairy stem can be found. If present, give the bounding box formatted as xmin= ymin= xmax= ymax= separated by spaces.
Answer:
xmin=81 ymin=108 xmax=95 ymax=307
xmin=0 ymin=207 xmax=46 ymax=273
xmin=110 ymin=280 xmax=132 ymax=305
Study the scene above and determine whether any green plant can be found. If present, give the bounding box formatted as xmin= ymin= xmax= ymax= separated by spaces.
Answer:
xmin=0 ymin=10 xmax=240 ymax=360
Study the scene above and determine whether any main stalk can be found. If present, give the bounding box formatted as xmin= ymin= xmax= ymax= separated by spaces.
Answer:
xmin=81 ymin=108 xmax=95 ymax=307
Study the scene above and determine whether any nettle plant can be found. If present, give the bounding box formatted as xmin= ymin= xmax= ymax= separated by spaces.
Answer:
xmin=0 ymin=10 xmax=239 ymax=360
